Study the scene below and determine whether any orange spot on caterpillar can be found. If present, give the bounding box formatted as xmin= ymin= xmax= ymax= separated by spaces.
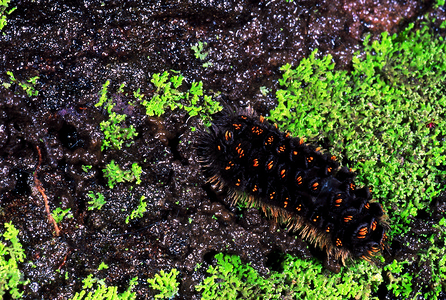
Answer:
xmin=357 ymin=226 xmax=368 ymax=238
xmin=259 ymin=115 xmax=265 ymax=123
xmin=331 ymin=155 xmax=337 ymax=161
xmin=343 ymin=215 xmax=353 ymax=222
xmin=313 ymin=216 xmax=319 ymax=223
xmin=283 ymin=201 xmax=288 ymax=208
xmin=277 ymin=145 xmax=286 ymax=153
xmin=265 ymin=135 xmax=274 ymax=145
xmin=306 ymin=156 xmax=314 ymax=163
xmin=364 ymin=202 xmax=370 ymax=209
xmin=285 ymin=132 xmax=291 ymax=138
xmin=371 ymin=220 xmax=377 ymax=231
xmin=252 ymin=185 xmax=258 ymax=192
xmin=327 ymin=167 xmax=332 ymax=173
xmin=315 ymin=147 xmax=321 ymax=152
xmin=235 ymin=143 xmax=245 ymax=158
xmin=312 ymin=182 xmax=319 ymax=190
xmin=296 ymin=204 xmax=302 ymax=211
xmin=335 ymin=197 xmax=343 ymax=207
xmin=233 ymin=123 xmax=242 ymax=130
xmin=299 ymin=138 xmax=304 ymax=145
xmin=217 ymin=145 xmax=221 ymax=151
xmin=251 ymin=126 xmax=263 ymax=135
xmin=350 ymin=183 xmax=355 ymax=190
xmin=269 ymin=191 xmax=275 ymax=200
xmin=240 ymin=115 xmax=248 ymax=119
xmin=225 ymin=161 xmax=234 ymax=170
xmin=280 ymin=169 xmax=286 ymax=178
xmin=235 ymin=178 xmax=241 ymax=186
xmin=326 ymin=226 xmax=330 ymax=233
xmin=336 ymin=238 xmax=343 ymax=247
xmin=253 ymin=159 xmax=259 ymax=167
xmin=267 ymin=160 xmax=274 ymax=170
xmin=225 ymin=131 xmax=232 ymax=141
xmin=293 ymin=150 xmax=298 ymax=156
xmin=296 ymin=176 xmax=303 ymax=185
xmin=274 ymin=123 xmax=278 ymax=129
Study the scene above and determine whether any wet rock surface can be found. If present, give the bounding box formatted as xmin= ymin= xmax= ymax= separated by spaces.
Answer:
xmin=0 ymin=0 xmax=445 ymax=299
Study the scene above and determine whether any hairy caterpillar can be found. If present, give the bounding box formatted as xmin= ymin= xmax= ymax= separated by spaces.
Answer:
xmin=196 ymin=106 xmax=388 ymax=264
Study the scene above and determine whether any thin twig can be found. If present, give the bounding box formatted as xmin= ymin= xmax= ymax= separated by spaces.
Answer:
xmin=57 ymin=250 xmax=72 ymax=270
xmin=34 ymin=145 xmax=60 ymax=236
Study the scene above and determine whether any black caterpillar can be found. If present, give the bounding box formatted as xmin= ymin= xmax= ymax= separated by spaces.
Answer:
xmin=196 ymin=106 xmax=388 ymax=264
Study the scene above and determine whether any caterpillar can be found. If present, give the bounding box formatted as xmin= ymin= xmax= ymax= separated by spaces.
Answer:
xmin=196 ymin=106 xmax=388 ymax=265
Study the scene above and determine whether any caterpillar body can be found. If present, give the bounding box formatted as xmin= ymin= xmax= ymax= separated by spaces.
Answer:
xmin=196 ymin=106 xmax=388 ymax=264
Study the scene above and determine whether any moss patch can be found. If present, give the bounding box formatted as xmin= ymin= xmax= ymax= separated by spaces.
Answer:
xmin=197 ymin=253 xmax=382 ymax=300
xmin=267 ymin=20 xmax=446 ymax=299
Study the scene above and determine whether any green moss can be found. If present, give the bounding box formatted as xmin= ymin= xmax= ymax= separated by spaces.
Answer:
xmin=2 ymin=71 xmax=39 ymax=96
xmin=271 ymin=22 xmax=446 ymax=235
xmin=191 ymin=41 xmax=209 ymax=60
xmin=70 ymin=275 xmax=138 ymax=300
xmin=191 ymin=41 xmax=213 ymax=67
xmin=0 ymin=222 xmax=28 ymax=299
xmin=139 ymin=71 xmax=185 ymax=117
xmin=87 ymin=192 xmax=107 ymax=210
xmin=82 ymin=165 xmax=92 ymax=173
xmin=103 ymin=160 xmax=142 ymax=189
xmin=0 ymin=0 xmax=16 ymax=31
xmin=51 ymin=207 xmax=73 ymax=223
xmin=419 ymin=217 xmax=446 ymax=298
xmin=139 ymin=70 xmax=222 ymax=126
xmin=96 ymin=80 xmax=138 ymax=151
xmin=147 ymin=268 xmax=180 ymax=299
xmin=384 ymin=259 xmax=414 ymax=298
xmin=97 ymin=262 xmax=109 ymax=271
xmin=196 ymin=253 xmax=382 ymax=300
xmin=268 ymin=20 xmax=446 ymax=299
xmin=125 ymin=195 xmax=147 ymax=224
